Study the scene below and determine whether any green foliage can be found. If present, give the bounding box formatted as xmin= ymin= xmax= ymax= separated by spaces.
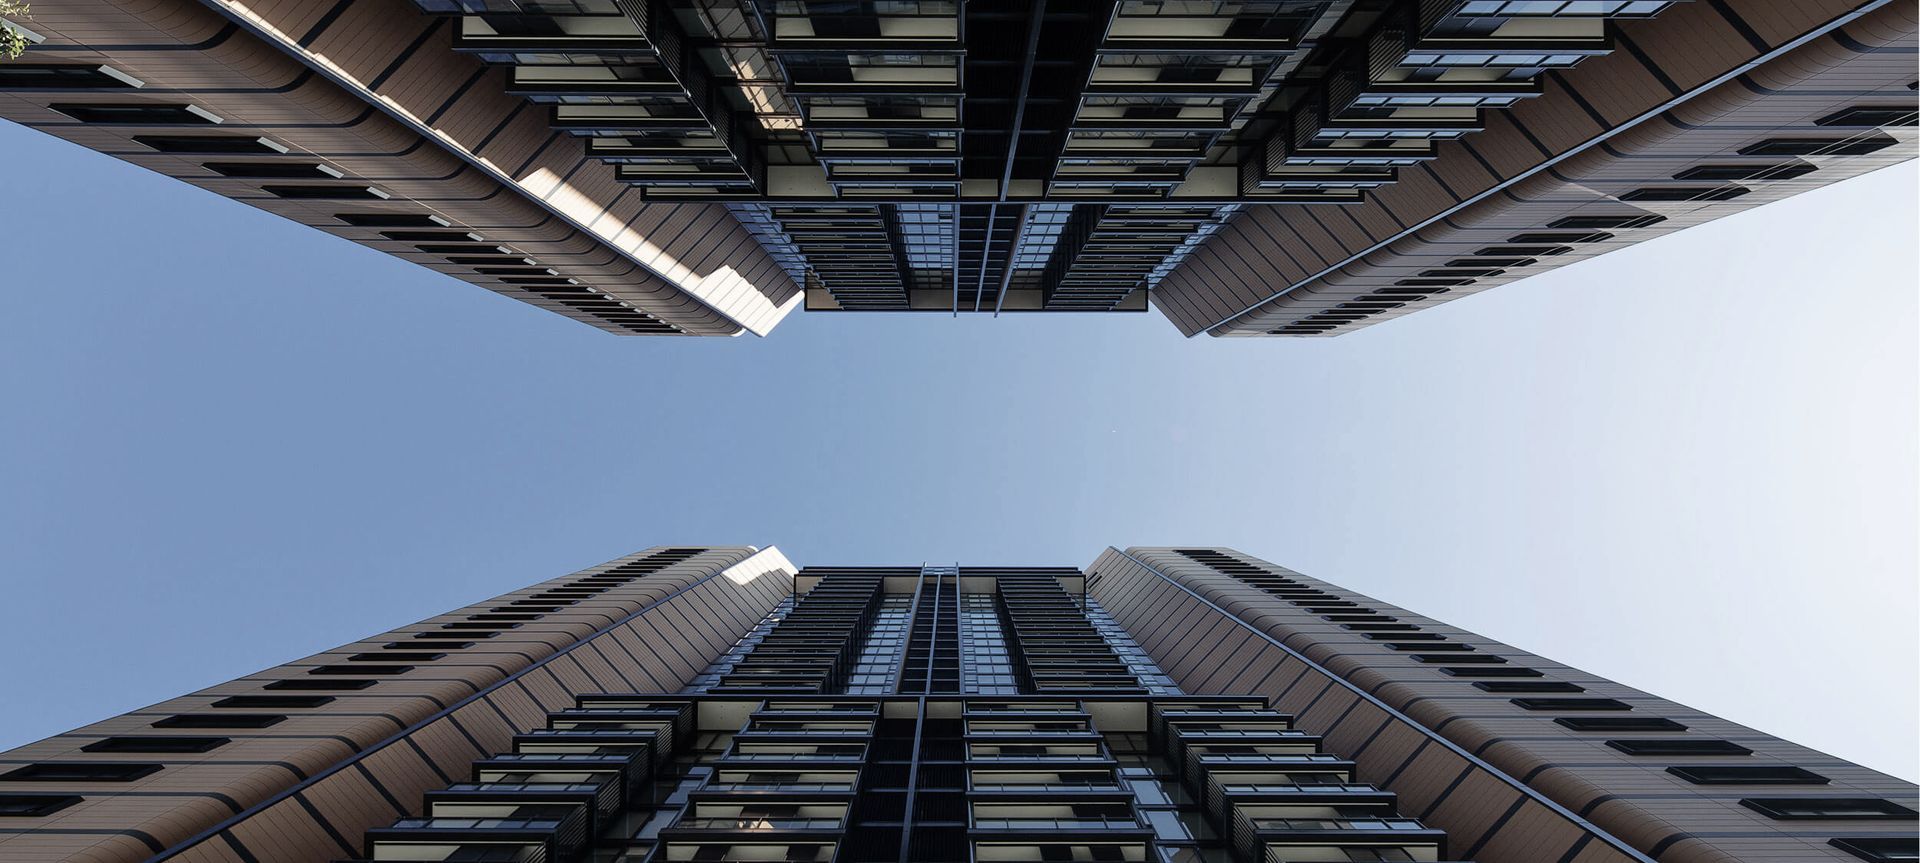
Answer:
xmin=1 ymin=0 xmax=30 ymax=61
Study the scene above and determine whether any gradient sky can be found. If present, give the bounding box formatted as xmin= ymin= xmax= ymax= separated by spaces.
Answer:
xmin=1 ymin=118 xmax=1914 ymax=783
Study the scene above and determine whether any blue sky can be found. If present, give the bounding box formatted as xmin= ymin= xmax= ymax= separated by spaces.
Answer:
xmin=1 ymin=118 xmax=1914 ymax=782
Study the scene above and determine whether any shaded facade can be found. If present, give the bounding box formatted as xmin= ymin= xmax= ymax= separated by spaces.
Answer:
xmin=1 ymin=546 xmax=1914 ymax=863
xmin=1 ymin=0 xmax=1912 ymax=334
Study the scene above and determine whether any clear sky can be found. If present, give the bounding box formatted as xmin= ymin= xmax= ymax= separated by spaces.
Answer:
xmin=1 ymin=118 xmax=1914 ymax=783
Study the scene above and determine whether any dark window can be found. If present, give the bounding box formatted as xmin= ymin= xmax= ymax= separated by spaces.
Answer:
xmin=1675 ymin=163 xmax=1815 ymax=182
xmin=1419 ymin=268 xmax=1504 ymax=278
xmin=134 ymin=135 xmax=286 ymax=154
xmin=1321 ymin=614 xmax=1396 ymax=622
xmin=386 ymin=641 xmax=472 ymax=650
xmin=0 ymin=64 xmax=141 ymax=89
xmin=0 ymin=793 xmax=83 ymax=817
xmin=1480 ymin=243 xmax=1576 ymax=256
xmin=446 ymin=256 xmax=536 ymax=265
xmin=49 ymin=102 xmax=218 ymax=124
xmin=1474 ymin=681 xmax=1584 ymax=693
xmin=1814 ymin=107 xmax=1917 ymax=128
xmin=1341 ymin=623 xmax=1419 ymax=632
xmin=1548 ymin=214 xmax=1666 ymax=230
xmin=80 ymin=736 xmax=228 ymax=754
xmin=379 ymin=230 xmax=485 ymax=242
xmin=1741 ymin=797 xmax=1917 ymax=820
xmin=1448 ymin=257 xmax=1534 ymax=268
xmin=153 ymin=714 xmax=285 ymax=729
xmin=1362 ymin=632 xmax=1442 ymax=640
xmin=336 ymin=213 xmax=449 ymax=228
xmin=348 ymin=652 xmax=443 ymax=662
xmin=1439 ymin=666 xmax=1541 ymax=677
xmin=211 ymin=695 xmax=334 ymax=709
xmin=416 ymin=244 xmax=514 ymax=254
xmin=1605 ymin=739 xmax=1751 ymax=756
xmin=1829 ymin=837 xmax=1920 ymax=862
xmin=308 ymin=664 xmax=411 ymax=676
xmin=1411 ymin=653 xmax=1503 ymax=664
xmin=475 ymin=267 xmax=557 ymax=276
xmin=1394 ymin=278 xmax=1475 ymax=287
xmin=1513 ymin=697 xmax=1631 ymax=711
xmin=1619 ymin=186 xmax=1749 ymax=202
xmin=442 ymin=622 xmax=523 ymax=630
xmin=1667 ymin=765 xmax=1829 ymax=785
xmin=1555 ymin=716 xmax=1686 ymax=732
xmin=415 ymin=630 xmax=498 ymax=639
xmin=1507 ymin=232 xmax=1613 ymax=244
xmin=265 ymin=678 xmax=377 ymax=691
xmin=1386 ymin=642 xmax=1472 ymax=651
xmin=0 ymin=762 xmax=162 ymax=782
xmin=1737 ymin=137 xmax=1896 ymax=157
xmin=262 ymin=185 xmax=388 ymax=200
xmin=203 ymin=162 xmax=343 ymax=179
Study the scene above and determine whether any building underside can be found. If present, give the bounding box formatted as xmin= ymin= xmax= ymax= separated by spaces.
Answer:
xmin=0 ymin=0 xmax=1914 ymax=334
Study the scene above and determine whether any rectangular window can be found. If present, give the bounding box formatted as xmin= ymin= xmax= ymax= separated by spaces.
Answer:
xmin=414 ymin=630 xmax=498 ymax=639
xmin=308 ymin=664 xmax=411 ymax=676
xmin=1548 ymin=214 xmax=1666 ymax=230
xmin=1618 ymin=186 xmax=1749 ymax=202
xmin=1439 ymin=666 xmax=1541 ymax=677
xmin=1411 ymin=653 xmax=1503 ymax=664
xmin=1419 ymin=268 xmax=1505 ymax=278
xmin=49 ymin=102 xmax=220 ymax=124
xmin=211 ymin=695 xmax=334 ymax=709
xmin=336 ymin=213 xmax=450 ymax=228
xmin=379 ymin=230 xmax=485 ymax=242
xmin=446 ymin=256 xmax=537 ymax=266
xmin=80 ymin=736 xmax=228 ymax=754
xmin=1605 ymin=739 xmax=1751 ymax=756
xmin=441 ymin=622 xmax=522 ymax=630
xmin=1512 ymin=697 xmax=1631 ymax=711
xmin=348 ymin=652 xmax=442 ymax=662
xmin=1815 ymin=106 xmax=1918 ymax=128
xmin=1738 ymin=137 xmax=1895 ymax=157
xmin=265 ymin=679 xmax=377 ymax=691
xmin=203 ymin=162 xmax=343 ymax=179
xmin=386 ymin=641 xmax=471 ymax=650
xmin=1361 ymin=632 xmax=1442 ymax=640
xmin=134 ymin=135 xmax=286 ymax=154
xmin=153 ymin=714 xmax=285 ymax=729
xmin=262 ymin=185 xmax=388 ymax=200
xmin=1555 ymin=716 xmax=1685 ymax=732
xmin=0 ymin=762 xmax=162 ymax=782
xmin=0 ymin=793 xmax=83 ymax=817
xmin=1480 ymin=243 xmax=1575 ymax=256
xmin=1395 ymin=278 xmax=1475 ymax=287
xmin=1341 ymin=623 xmax=1419 ymax=632
xmin=1474 ymin=681 xmax=1583 ymax=693
xmin=1740 ymin=798 xmax=1916 ymax=820
xmin=1448 ymin=257 xmax=1535 ymax=268
xmin=1507 ymin=231 xmax=1612 ymax=244
xmin=0 ymin=63 xmax=142 ymax=89
xmin=1667 ymin=765 xmax=1829 ymax=785
xmin=1387 ymin=642 xmax=1473 ymax=651
xmin=1828 ymin=837 xmax=1920 ymax=862
xmin=1674 ymin=163 xmax=1815 ymax=182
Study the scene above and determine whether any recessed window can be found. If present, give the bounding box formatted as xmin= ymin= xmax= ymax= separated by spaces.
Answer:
xmin=1549 ymin=214 xmax=1666 ymax=230
xmin=0 ymin=64 xmax=143 ymax=89
xmin=1361 ymin=632 xmax=1442 ymax=640
xmin=265 ymin=678 xmax=377 ymax=691
xmin=1474 ymin=681 xmax=1583 ymax=693
xmin=0 ymin=762 xmax=162 ymax=782
xmin=1394 ymin=278 xmax=1475 ymax=287
xmin=1512 ymin=697 xmax=1630 ymax=711
xmin=1439 ymin=666 xmax=1541 ymax=677
xmin=1479 ymin=244 xmax=1575 ymax=257
xmin=0 ymin=793 xmax=83 ymax=817
xmin=1674 ymin=163 xmax=1815 ymax=182
xmin=262 ymin=185 xmax=388 ymax=200
xmin=1507 ymin=231 xmax=1612 ymax=244
xmin=1419 ymin=268 xmax=1504 ymax=278
xmin=1321 ymin=614 xmax=1396 ymax=623
xmin=447 ymin=256 xmax=537 ymax=266
xmin=1618 ymin=186 xmax=1749 ymax=202
xmin=386 ymin=641 xmax=472 ymax=650
xmin=442 ymin=622 xmax=522 ymax=630
xmin=336 ymin=213 xmax=450 ymax=228
xmin=1815 ymin=106 xmax=1918 ymax=128
xmin=204 ymin=162 xmax=343 ymax=179
xmin=153 ymin=714 xmax=285 ymax=729
xmin=1387 ymin=642 xmax=1472 ymax=651
xmin=308 ymin=664 xmax=411 ymax=676
xmin=475 ymin=267 xmax=558 ymax=276
xmin=80 ymin=736 xmax=228 ymax=754
xmin=1740 ymin=797 xmax=1917 ymax=820
xmin=1411 ymin=653 xmax=1503 ymax=664
xmin=348 ymin=652 xmax=443 ymax=662
xmin=134 ymin=135 xmax=286 ymax=154
xmin=1605 ymin=739 xmax=1751 ymax=756
xmin=50 ymin=102 xmax=220 ymax=124
xmin=1341 ymin=623 xmax=1419 ymax=632
xmin=1737 ymin=136 xmax=1896 ymax=157
xmin=380 ymin=230 xmax=485 ymax=243
xmin=1555 ymin=716 xmax=1685 ymax=732
xmin=211 ymin=694 xmax=334 ymax=709
xmin=1667 ymin=765 xmax=1829 ymax=785
xmin=1449 ymin=257 xmax=1534 ymax=268
xmin=414 ymin=630 xmax=498 ymax=639
xmin=1829 ymin=836 xmax=1920 ymax=862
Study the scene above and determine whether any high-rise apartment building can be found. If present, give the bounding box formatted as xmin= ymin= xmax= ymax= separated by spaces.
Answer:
xmin=1 ymin=546 xmax=1913 ymax=863
xmin=2 ymin=1 xmax=1912 ymax=335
